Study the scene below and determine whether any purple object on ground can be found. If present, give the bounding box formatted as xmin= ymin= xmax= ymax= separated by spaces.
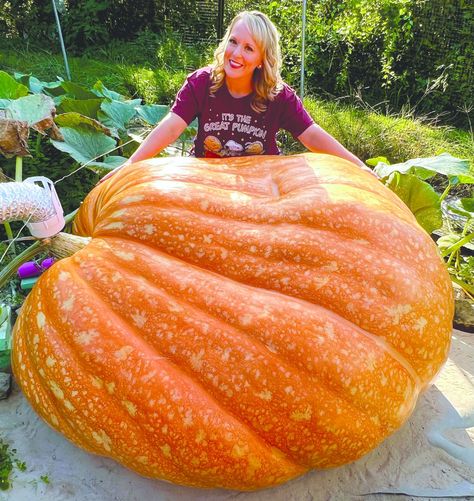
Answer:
xmin=17 ymin=257 xmax=55 ymax=279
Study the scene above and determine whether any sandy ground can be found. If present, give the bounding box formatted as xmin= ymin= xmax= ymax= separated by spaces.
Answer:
xmin=0 ymin=329 xmax=473 ymax=501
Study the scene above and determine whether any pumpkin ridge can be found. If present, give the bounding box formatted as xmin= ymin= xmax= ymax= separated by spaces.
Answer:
xmin=47 ymin=253 xmax=308 ymax=482
xmin=12 ymin=299 xmax=93 ymax=452
xmin=18 ymin=292 xmax=208 ymax=485
xmin=90 ymin=211 xmax=449 ymax=385
xmin=88 ymin=236 xmax=422 ymax=443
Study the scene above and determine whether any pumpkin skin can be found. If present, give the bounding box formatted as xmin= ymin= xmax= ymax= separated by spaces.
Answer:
xmin=12 ymin=153 xmax=453 ymax=490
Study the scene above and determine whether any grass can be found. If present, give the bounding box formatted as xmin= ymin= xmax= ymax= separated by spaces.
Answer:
xmin=0 ymin=38 xmax=472 ymax=166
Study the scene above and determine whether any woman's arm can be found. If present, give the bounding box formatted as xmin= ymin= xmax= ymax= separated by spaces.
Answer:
xmin=298 ymin=124 xmax=373 ymax=172
xmin=99 ymin=112 xmax=188 ymax=183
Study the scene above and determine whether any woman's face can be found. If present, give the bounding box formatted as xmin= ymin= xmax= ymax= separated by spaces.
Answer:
xmin=224 ymin=20 xmax=264 ymax=83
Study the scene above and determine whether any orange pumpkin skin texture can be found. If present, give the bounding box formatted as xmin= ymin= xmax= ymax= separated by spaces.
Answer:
xmin=12 ymin=154 xmax=453 ymax=490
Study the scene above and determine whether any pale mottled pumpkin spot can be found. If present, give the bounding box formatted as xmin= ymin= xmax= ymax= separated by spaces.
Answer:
xmin=121 ymin=195 xmax=144 ymax=204
xmin=45 ymin=356 xmax=56 ymax=367
xmin=61 ymin=296 xmax=75 ymax=311
xmin=160 ymin=444 xmax=172 ymax=458
xmin=123 ymin=400 xmax=137 ymax=416
xmin=290 ymin=406 xmax=312 ymax=421
xmin=49 ymin=381 xmax=64 ymax=400
xmin=114 ymin=346 xmax=133 ymax=360
xmin=92 ymin=430 xmax=112 ymax=451
xmin=36 ymin=311 xmax=46 ymax=329
xmin=76 ymin=329 xmax=99 ymax=345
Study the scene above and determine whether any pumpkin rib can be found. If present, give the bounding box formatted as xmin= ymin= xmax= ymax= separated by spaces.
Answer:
xmin=95 ymin=205 xmax=437 ymax=308
xmin=91 ymin=205 xmax=448 ymax=383
xmin=84 ymin=236 xmax=421 ymax=447
xmin=98 ymin=234 xmax=423 ymax=394
xmin=42 ymin=257 xmax=308 ymax=486
xmin=12 ymin=301 xmax=93 ymax=452
xmin=16 ymin=271 xmax=195 ymax=477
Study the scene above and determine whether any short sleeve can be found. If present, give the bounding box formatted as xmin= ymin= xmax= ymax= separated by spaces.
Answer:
xmin=278 ymin=85 xmax=315 ymax=138
xmin=170 ymin=68 xmax=211 ymax=125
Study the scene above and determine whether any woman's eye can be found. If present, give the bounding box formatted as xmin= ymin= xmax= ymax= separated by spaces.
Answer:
xmin=245 ymin=46 xmax=254 ymax=52
xmin=229 ymin=39 xmax=236 ymax=45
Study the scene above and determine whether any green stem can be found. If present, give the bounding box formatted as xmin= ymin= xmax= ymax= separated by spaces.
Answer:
xmin=3 ymin=223 xmax=16 ymax=255
xmin=441 ymin=232 xmax=474 ymax=258
xmin=0 ymin=240 xmax=47 ymax=289
xmin=35 ymin=134 xmax=42 ymax=156
xmin=439 ymin=182 xmax=452 ymax=203
xmin=15 ymin=157 xmax=22 ymax=183
xmin=0 ymin=209 xmax=78 ymax=289
xmin=450 ymin=276 xmax=474 ymax=297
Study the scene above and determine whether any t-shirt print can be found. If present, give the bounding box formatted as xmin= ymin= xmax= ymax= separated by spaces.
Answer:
xmin=203 ymin=112 xmax=267 ymax=157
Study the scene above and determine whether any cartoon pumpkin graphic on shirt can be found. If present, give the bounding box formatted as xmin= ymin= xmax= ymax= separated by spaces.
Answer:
xmin=204 ymin=135 xmax=264 ymax=157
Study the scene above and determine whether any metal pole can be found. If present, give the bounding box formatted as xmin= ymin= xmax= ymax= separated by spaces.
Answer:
xmin=300 ymin=0 xmax=307 ymax=99
xmin=217 ymin=0 xmax=225 ymax=40
xmin=51 ymin=0 xmax=71 ymax=80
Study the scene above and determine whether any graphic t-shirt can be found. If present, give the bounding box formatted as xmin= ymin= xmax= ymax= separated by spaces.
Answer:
xmin=170 ymin=67 xmax=314 ymax=158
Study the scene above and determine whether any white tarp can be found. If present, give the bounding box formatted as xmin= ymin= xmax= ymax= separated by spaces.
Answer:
xmin=0 ymin=329 xmax=473 ymax=501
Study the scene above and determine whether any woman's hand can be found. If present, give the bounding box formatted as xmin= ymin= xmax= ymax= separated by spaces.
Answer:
xmin=298 ymin=124 xmax=378 ymax=177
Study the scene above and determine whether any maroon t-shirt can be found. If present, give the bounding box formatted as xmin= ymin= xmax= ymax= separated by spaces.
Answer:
xmin=171 ymin=67 xmax=314 ymax=158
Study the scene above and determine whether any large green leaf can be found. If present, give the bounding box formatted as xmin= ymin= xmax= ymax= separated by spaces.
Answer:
xmin=61 ymin=81 xmax=98 ymax=100
xmin=88 ymin=155 xmax=127 ymax=172
xmin=14 ymin=72 xmax=63 ymax=95
xmin=375 ymin=153 xmax=474 ymax=183
xmin=99 ymin=99 xmax=137 ymax=131
xmin=55 ymin=112 xmax=111 ymax=136
xmin=92 ymin=80 xmax=125 ymax=101
xmin=5 ymin=94 xmax=55 ymax=126
xmin=135 ymin=104 xmax=169 ymax=125
xmin=386 ymin=172 xmax=443 ymax=233
xmin=460 ymin=197 xmax=474 ymax=213
xmin=57 ymin=98 xmax=103 ymax=119
xmin=51 ymin=126 xmax=116 ymax=164
xmin=0 ymin=71 xmax=29 ymax=99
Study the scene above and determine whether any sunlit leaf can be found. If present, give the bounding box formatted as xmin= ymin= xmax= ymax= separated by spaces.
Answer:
xmin=386 ymin=173 xmax=443 ymax=233
xmin=0 ymin=71 xmax=29 ymax=99
xmin=51 ymin=126 xmax=116 ymax=164
xmin=135 ymin=104 xmax=169 ymax=125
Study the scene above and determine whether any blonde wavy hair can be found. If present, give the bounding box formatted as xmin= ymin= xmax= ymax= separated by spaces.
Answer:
xmin=210 ymin=11 xmax=283 ymax=113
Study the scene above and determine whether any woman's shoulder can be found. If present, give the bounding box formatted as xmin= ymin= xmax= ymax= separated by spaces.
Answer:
xmin=274 ymin=82 xmax=299 ymax=102
xmin=186 ymin=66 xmax=213 ymax=84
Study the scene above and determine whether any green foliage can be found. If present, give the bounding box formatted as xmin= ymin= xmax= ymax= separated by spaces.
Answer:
xmin=374 ymin=154 xmax=474 ymax=295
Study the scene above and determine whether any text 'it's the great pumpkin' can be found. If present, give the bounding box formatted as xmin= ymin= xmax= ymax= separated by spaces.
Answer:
xmin=12 ymin=153 xmax=453 ymax=491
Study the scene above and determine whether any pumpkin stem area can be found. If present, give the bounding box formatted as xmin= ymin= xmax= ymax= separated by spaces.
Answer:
xmin=0 ymin=232 xmax=90 ymax=289
xmin=48 ymin=232 xmax=91 ymax=260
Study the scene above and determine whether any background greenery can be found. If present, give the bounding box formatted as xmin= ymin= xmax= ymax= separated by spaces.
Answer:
xmin=1 ymin=0 xmax=472 ymax=128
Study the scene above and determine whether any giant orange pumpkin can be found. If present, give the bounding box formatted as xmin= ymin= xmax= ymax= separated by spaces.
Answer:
xmin=12 ymin=153 xmax=453 ymax=490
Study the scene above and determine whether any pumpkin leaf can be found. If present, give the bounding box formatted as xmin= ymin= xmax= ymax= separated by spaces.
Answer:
xmin=55 ymin=112 xmax=112 ymax=136
xmin=375 ymin=153 xmax=474 ymax=183
xmin=386 ymin=172 xmax=443 ymax=233
xmin=14 ymin=72 xmax=63 ymax=95
xmin=57 ymin=98 xmax=103 ymax=119
xmin=366 ymin=156 xmax=389 ymax=167
xmin=92 ymin=80 xmax=125 ymax=101
xmin=0 ymin=119 xmax=30 ymax=157
xmin=88 ymin=155 xmax=127 ymax=172
xmin=0 ymin=71 xmax=29 ymax=99
xmin=99 ymin=99 xmax=137 ymax=132
xmin=51 ymin=126 xmax=116 ymax=165
xmin=4 ymin=94 xmax=56 ymax=127
xmin=461 ymin=197 xmax=474 ymax=213
xmin=60 ymin=81 xmax=98 ymax=100
xmin=135 ymin=104 xmax=169 ymax=125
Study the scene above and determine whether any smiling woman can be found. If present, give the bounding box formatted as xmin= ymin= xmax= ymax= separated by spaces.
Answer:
xmin=101 ymin=11 xmax=372 ymax=184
